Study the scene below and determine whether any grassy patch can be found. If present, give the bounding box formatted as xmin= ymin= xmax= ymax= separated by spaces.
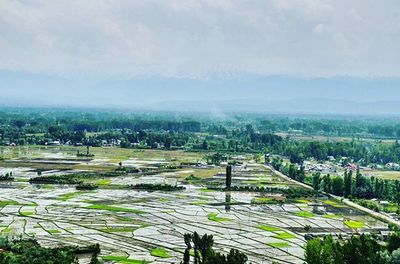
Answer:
xmin=57 ymin=192 xmax=82 ymax=201
xmin=102 ymin=255 xmax=150 ymax=264
xmin=47 ymin=229 xmax=61 ymax=234
xmin=294 ymin=211 xmax=314 ymax=218
xmin=207 ymin=213 xmax=231 ymax=222
xmin=367 ymin=170 xmax=400 ymax=180
xmin=0 ymin=200 xmax=36 ymax=207
xmin=102 ymin=227 xmax=138 ymax=233
xmin=267 ymin=242 xmax=291 ymax=248
xmin=344 ymin=220 xmax=365 ymax=229
xmin=272 ymin=232 xmax=296 ymax=240
xmin=251 ymin=197 xmax=280 ymax=204
xmin=19 ymin=211 xmax=34 ymax=217
xmin=96 ymin=179 xmax=111 ymax=185
xmin=257 ymin=225 xmax=282 ymax=232
xmin=180 ymin=168 xmax=220 ymax=179
xmin=86 ymin=204 xmax=145 ymax=214
xmin=296 ymin=199 xmax=310 ymax=204
xmin=199 ymin=188 xmax=215 ymax=193
xmin=323 ymin=200 xmax=345 ymax=208
xmin=0 ymin=200 xmax=19 ymax=207
xmin=323 ymin=214 xmax=342 ymax=219
xmin=1 ymin=227 xmax=12 ymax=234
xmin=150 ymin=247 xmax=170 ymax=258
xmin=15 ymin=178 xmax=30 ymax=182
xmin=118 ymin=216 xmax=133 ymax=222
xmin=385 ymin=204 xmax=399 ymax=213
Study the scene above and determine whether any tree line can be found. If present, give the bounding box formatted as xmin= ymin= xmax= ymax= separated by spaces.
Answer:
xmin=305 ymin=233 xmax=400 ymax=264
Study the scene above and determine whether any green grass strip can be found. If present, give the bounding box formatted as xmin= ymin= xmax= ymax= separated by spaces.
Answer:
xmin=272 ymin=232 xmax=296 ymax=240
xmin=296 ymin=199 xmax=310 ymax=204
xmin=19 ymin=211 xmax=35 ymax=217
xmin=57 ymin=192 xmax=82 ymax=201
xmin=102 ymin=227 xmax=138 ymax=233
xmin=150 ymin=247 xmax=170 ymax=258
xmin=294 ymin=211 xmax=314 ymax=218
xmin=257 ymin=225 xmax=282 ymax=232
xmin=344 ymin=220 xmax=365 ymax=229
xmin=102 ymin=255 xmax=150 ymax=264
xmin=323 ymin=214 xmax=342 ymax=219
xmin=323 ymin=200 xmax=345 ymax=208
xmin=47 ymin=229 xmax=61 ymax=234
xmin=267 ymin=242 xmax=291 ymax=248
xmin=86 ymin=204 xmax=145 ymax=214
xmin=207 ymin=213 xmax=231 ymax=222
xmin=96 ymin=179 xmax=111 ymax=185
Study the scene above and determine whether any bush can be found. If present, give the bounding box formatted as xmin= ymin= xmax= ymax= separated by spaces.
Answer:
xmin=0 ymin=236 xmax=78 ymax=264
xmin=130 ymin=184 xmax=184 ymax=191
xmin=30 ymin=175 xmax=83 ymax=185
xmin=76 ymin=183 xmax=98 ymax=190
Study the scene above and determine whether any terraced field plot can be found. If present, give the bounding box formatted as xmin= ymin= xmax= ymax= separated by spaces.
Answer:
xmin=0 ymin=148 xmax=389 ymax=264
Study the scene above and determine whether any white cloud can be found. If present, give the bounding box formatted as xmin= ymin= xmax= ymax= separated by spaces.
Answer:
xmin=0 ymin=0 xmax=399 ymax=78
xmin=313 ymin=23 xmax=327 ymax=34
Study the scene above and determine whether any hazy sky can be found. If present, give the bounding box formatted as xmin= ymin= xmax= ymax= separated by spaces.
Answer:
xmin=1 ymin=0 xmax=400 ymax=109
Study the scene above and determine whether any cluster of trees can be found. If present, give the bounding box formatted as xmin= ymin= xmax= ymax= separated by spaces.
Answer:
xmin=4 ymin=109 xmax=400 ymax=138
xmin=0 ymin=236 xmax=100 ymax=264
xmin=207 ymin=185 xmax=316 ymax=199
xmin=200 ymin=128 xmax=400 ymax=165
xmin=130 ymin=183 xmax=185 ymax=191
xmin=272 ymin=155 xmax=400 ymax=206
xmin=5 ymin=109 xmax=400 ymax=165
xmin=0 ymin=172 xmax=14 ymax=181
xmin=118 ymin=130 xmax=191 ymax=149
xmin=76 ymin=183 xmax=99 ymax=190
xmin=0 ymin=110 xmax=202 ymax=134
xmin=305 ymin=233 xmax=400 ymax=264
xmin=29 ymin=174 xmax=83 ymax=185
xmin=310 ymin=173 xmax=346 ymax=196
xmin=270 ymin=157 xmax=306 ymax=183
xmin=310 ymin=169 xmax=400 ymax=203
xmin=284 ymin=139 xmax=400 ymax=165
xmin=180 ymin=232 xmax=247 ymax=264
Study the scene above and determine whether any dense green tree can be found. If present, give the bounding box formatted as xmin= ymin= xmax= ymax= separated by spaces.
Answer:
xmin=388 ymin=232 xmax=400 ymax=253
xmin=312 ymin=173 xmax=321 ymax=190
xmin=320 ymin=236 xmax=336 ymax=264
xmin=342 ymin=234 xmax=385 ymax=264
xmin=180 ymin=232 xmax=248 ymax=264
xmin=387 ymin=249 xmax=400 ymax=264
xmin=321 ymin=174 xmax=332 ymax=193
xmin=305 ymin=238 xmax=322 ymax=264
xmin=297 ymin=163 xmax=306 ymax=182
xmin=332 ymin=177 xmax=344 ymax=196
xmin=288 ymin=164 xmax=298 ymax=180
xmin=305 ymin=234 xmax=385 ymax=264
xmin=344 ymin=170 xmax=352 ymax=197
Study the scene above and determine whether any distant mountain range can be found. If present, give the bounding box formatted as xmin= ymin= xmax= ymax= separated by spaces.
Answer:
xmin=2 ymin=97 xmax=399 ymax=116
xmin=145 ymin=98 xmax=400 ymax=116
xmin=1 ymin=70 xmax=400 ymax=116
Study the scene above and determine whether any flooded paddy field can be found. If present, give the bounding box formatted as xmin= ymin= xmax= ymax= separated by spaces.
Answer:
xmin=0 ymin=146 xmax=389 ymax=263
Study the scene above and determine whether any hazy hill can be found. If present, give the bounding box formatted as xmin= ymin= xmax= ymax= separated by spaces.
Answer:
xmin=1 ymin=71 xmax=400 ymax=116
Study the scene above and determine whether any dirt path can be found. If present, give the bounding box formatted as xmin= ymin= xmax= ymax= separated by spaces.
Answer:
xmin=331 ymin=194 xmax=400 ymax=227
xmin=263 ymin=165 xmax=314 ymax=191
